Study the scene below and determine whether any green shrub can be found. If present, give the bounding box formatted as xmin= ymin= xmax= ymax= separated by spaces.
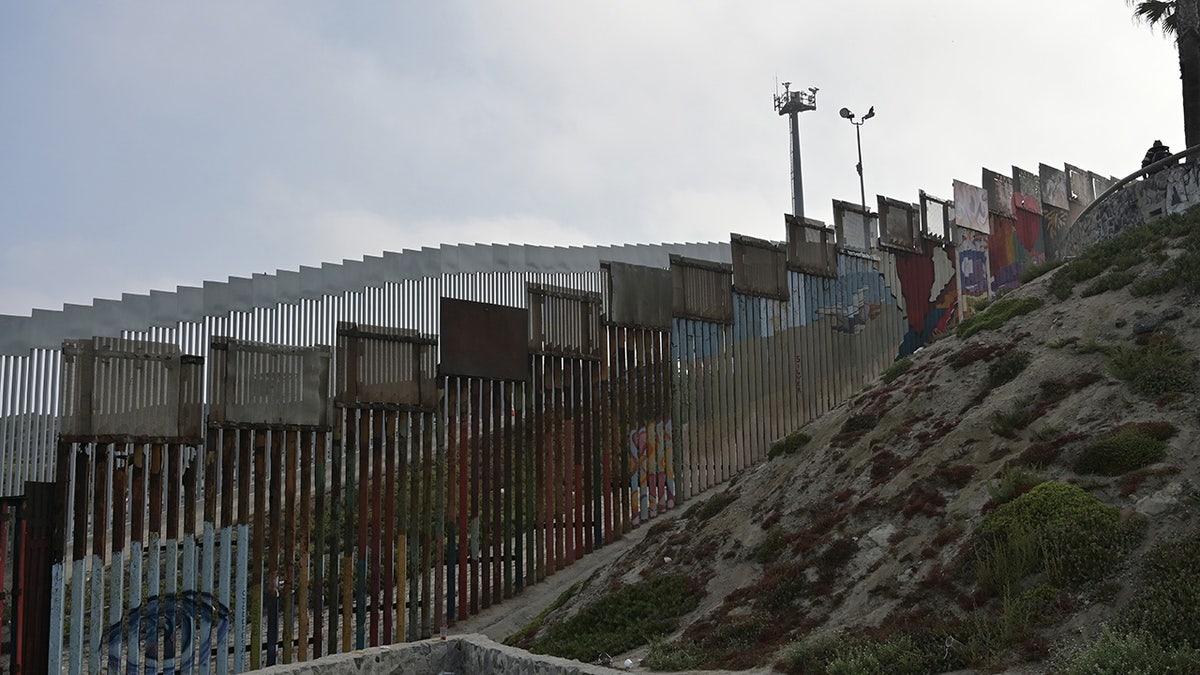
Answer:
xmin=778 ymin=631 xmax=844 ymax=673
xmin=769 ymin=430 xmax=812 ymax=459
xmin=881 ymin=357 xmax=914 ymax=384
xmin=528 ymin=574 xmax=703 ymax=662
xmin=504 ymin=583 xmax=579 ymax=647
xmin=685 ymin=491 xmax=738 ymax=522
xmin=824 ymin=633 xmax=953 ymax=675
xmin=1122 ymin=529 xmax=1200 ymax=649
xmin=1019 ymin=258 xmax=1065 ymax=283
xmin=1074 ymin=427 xmax=1170 ymax=476
xmin=990 ymin=396 xmax=1036 ymax=436
xmin=1081 ymin=269 xmax=1137 ymax=297
xmin=956 ymin=296 xmax=1044 ymax=339
xmin=644 ymin=637 xmax=708 ymax=671
xmin=977 ymin=482 xmax=1132 ymax=588
xmin=987 ymin=466 xmax=1044 ymax=505
xmin=1130 ymin=270 xmax=1180 ymax=297
xmin=1107 ymin=337 xmax=1195 ymax=397
xmin=986 ymin=350 xmax=1030 ymax=388
xmin=1059 ymin=628 xmax=1200 ymax=674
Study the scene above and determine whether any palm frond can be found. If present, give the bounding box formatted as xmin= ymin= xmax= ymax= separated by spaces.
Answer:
xmin=1131 ymin=0 xmax=1179 ymax=34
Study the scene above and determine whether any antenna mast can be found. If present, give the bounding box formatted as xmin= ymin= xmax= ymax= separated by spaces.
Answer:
xmin=773 ymin=82 xmax=818 ymax=219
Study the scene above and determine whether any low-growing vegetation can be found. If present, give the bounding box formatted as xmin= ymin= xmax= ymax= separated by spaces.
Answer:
xmin=769 ymin=430 xmax=812 ymax=459
xmin=956 ymin=296 xmax=1044 ymax=339
xmin=525 ymin=574 xmax=703 ymax=662
xmin=1073 ymin=423 xmax=1177 ymax=476
xmin=1107 ymin=335 xmax=1195 ymax=397
xmin=975 ymin=482 xmax=1136 ymax=591
xmin=1121 ymin=529 xmax=1200 ymax=649
xmin=881 ymin=357 xmax=913 ymax=384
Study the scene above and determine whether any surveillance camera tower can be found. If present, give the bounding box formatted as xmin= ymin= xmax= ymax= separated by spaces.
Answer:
xmin=774 ymin=82 xmax=818 ymax=219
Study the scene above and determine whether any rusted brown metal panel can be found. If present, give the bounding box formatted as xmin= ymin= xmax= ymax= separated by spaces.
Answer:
xmin=670 ymin=255 xmax=733 ymax=324
xmin=528 ymin=284 xmax=602 ymax=360
xmin=335 ymin=323 xmax=438 ymax=410
xmin=17 ymin=482 xmax=56 ymax=675
xmin=877 ymin=196 xmax=922 ymax=254
xmin=60 ymin=338 xmax=202 ymax=442
xmin=439 ymin=299 xmax=530 ymax=382
xmin=731 ymin=234 xmax=788 ymax=300
xmin=209 ymin=338 xmax=331 ymax=428
xmin=785 ymin=214 xmax=838 ymax=278
xmin=603 ymin=261 xmax=672 ymax=330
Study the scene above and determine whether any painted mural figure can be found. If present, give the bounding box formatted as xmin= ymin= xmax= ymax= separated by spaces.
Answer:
xmin=815 ymin=286 xmax=879 ymax=334
xmin=629 ymin=419 xmax=674 ymax=522
xmin=104 ymin=591 xmax=231 ymax=673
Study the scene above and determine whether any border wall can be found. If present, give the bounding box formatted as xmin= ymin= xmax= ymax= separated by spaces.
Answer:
xmin=4 ymin=151 xmax=1199 ymax=671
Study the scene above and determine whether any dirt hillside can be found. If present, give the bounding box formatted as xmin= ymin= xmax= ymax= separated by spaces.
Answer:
xmin=504 ymin=210 xmax=1200 ymax=673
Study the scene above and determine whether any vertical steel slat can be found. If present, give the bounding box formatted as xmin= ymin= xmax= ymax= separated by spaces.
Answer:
xmin=249 ymin=430 xmax=267 ymax=671
xmin=533 ymin=358 xmax=547 ymax=580
xmin=354 ymin=410 xmax=368 ymax=650
xmin=368 ymin=410 xmax=382 ymax=646
xmin=297 ymin=430 xmax=313 ymax=662
xmin=88 ymin=444 xmax=107 ymax=674
xmin=455 ymin=379 xmax=468 ymax=621
xmin=199 ymin=431 xmax=218 ymax=675
xmin=166 ymin=443 xmax=182 ymax=673
xmin=420 ymin=410 xmax=434 ymax=638
xmin=434 ymin=401 xmax=447 ymax=634
xmin=282 ymin=430 xmax=298 ymax=664
xmin=266 ymin=429 xmax=284 ymax=665
xmin=217 ymin=431 xmax=235 ymax=674
xmin=491 ymin=382 xmax=503 ymax=605
xmin=397 ymin=411 xmax=410 ymax=642
xmin=382 ymin=411 xmax=396 ymax=643
xmin=407 ymin=409 xmax=420 ymax=639
xmin=234 ymin=430 xmax=251 ymax=673
xmin=480 ymin=383 xmax=491 ymax=611
xmin=147 ymin=442 xmax=165 ymax=671
xmin=340 ymin=410 xmax=354 ymax=654
xmin=110 ymin=446 xmax=129 ymax=672
xmin=181 ymin=442 xmax=199 ymax=673
xmin=468 ymin=378 xmax=480 ymax=614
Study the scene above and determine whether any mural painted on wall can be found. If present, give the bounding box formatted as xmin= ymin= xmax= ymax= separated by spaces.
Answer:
xmin=630 ymin=419 xmax=674 ymax=522
xmin=1167 ymin=166 xmax=1200 ymax=215
xmin=894 ymin=240 xmax=958 ymax=357
xmin=104 ymin=591 xmax=231 ymax=671
xmin=1040 ymin=163 xmax=1069 ymax=211
xmin=987 ymin=208 xmax=1046 ymax=294
xmin=954 ymin=180 xmax=990 ymax=233
xmin=805 ymin=261 xmax=891 ymax=334
xmin=1041 ymin=206 xmax=1069 ymax=260
xmin=956 ymin=227 xmax=990 ymax=318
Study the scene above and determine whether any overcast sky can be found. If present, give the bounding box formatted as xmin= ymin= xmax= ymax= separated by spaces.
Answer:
xmin=0 ymin=2 xmax=1183 ymax=317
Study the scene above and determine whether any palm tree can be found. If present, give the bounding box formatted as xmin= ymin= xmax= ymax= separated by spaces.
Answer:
xmin=1132 ymin=0 xmax=1200 ymax=151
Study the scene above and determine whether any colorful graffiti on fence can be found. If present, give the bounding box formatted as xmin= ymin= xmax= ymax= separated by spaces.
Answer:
xmin=630 ymin=419 xmax=674 ymax=522
xmin=104 ymin=591 xmax=231 ymax=672
xmin=894 ymin=240 xmax=958 ymax=357
xmin=806 ymin=266 xmax=890 ymax=335
xmin=988 ymin=207 xmax=1047 ymax=294
xmin=956 ymin=227 xmax=990 ymax=318
xmin=954 ymin=180 xmax=990 ymax=234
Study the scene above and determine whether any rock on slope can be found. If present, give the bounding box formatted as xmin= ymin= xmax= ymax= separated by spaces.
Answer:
xmin=510 ymin=210 xmax=1200 ymax=674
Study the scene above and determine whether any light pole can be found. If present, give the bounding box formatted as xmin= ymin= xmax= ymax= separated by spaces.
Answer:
xmin=839 ymin=105 xmax=875 ymax=220
xmin=774 ymin=82 xmax=818 ymax=219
